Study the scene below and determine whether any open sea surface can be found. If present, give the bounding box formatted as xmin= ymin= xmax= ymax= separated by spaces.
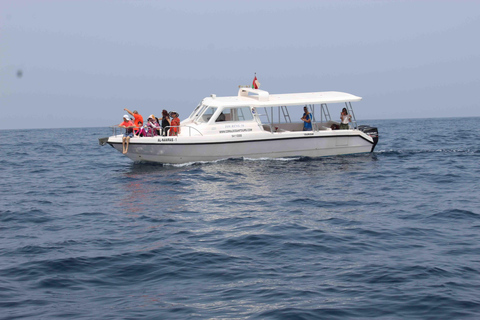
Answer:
xmin=1 ymin=117 xmax=480 ymax=319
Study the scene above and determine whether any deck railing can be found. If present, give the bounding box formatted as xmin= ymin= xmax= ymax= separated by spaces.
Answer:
xmin=108 ymin=125 xmax=203 ymax=137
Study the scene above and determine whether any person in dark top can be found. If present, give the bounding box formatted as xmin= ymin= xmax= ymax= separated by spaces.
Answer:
xmin=154 ymin=116 xmax=161 ymax=135
xmin=161 ymin=109 xmax=171 ymax=136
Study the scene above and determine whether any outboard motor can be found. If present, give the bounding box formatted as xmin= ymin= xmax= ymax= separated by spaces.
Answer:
xmin=358 ymin=125 xmax=379 ymax=152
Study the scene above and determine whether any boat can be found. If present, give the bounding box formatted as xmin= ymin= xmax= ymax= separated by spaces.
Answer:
xmin=99 ymin=86 xmax=379 ymax=164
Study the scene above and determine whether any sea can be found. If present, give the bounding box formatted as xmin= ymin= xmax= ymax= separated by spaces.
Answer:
xmin=1 ymin=117 xmax=479 ymax=320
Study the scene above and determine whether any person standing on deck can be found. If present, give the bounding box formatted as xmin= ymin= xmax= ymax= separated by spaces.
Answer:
xmin=124 ymin=108 xmax=144 ymax=131
xmin=169 ymin=111 xmax=180 ymax=136
xmin=301 ymin=106 xmax=312 ymax=131
xmin=340 ymin=108 xmax=352 ymax=129
xmin=161 ymin=109 xmax=171 ymax=136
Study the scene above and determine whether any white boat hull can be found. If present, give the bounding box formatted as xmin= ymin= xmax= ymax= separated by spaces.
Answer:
xmin=107 ymin=130 xmax=375 ymax=164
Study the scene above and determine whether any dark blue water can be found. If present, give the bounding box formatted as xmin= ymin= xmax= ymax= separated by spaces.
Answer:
xmin=1 ymin=117 xmax=480 ymax=319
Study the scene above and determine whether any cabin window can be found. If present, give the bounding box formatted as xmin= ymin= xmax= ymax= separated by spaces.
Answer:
xmin=198 ymin=106 xmax=218 ymax=123
xmin=216 ymin=107 xmax=253 ymax=122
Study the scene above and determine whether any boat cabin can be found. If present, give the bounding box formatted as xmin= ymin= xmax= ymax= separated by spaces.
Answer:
xmin=182 ymin=87 xmax=362 ymax=135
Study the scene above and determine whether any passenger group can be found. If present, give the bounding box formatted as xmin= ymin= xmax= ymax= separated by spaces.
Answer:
xmin=118 ymin=108 xmax=180 ymax=154
xmin=118 ymin=106 xmax=352 ymax=153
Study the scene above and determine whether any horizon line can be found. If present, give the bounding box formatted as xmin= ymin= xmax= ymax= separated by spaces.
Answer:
xmin=1 ymin=115 xmax=478 ymax=131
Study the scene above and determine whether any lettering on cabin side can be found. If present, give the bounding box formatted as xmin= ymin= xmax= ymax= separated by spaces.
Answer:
xmin=219 ymin=128 xmax=252 ymax=134
xmin=225 ymin=124 xmax=245 ymax=129
xmin=158 ymin=138 xmax=177 ymax=142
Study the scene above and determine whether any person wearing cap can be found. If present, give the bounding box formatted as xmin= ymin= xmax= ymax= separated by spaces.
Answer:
xmin=161 ymin=109 xmax=171 ymax=136
xmin=124 ymin=108 xmax=144 ymax=131
xmin=118 ymin=115 xmax=134 ymax=153
xmin=146 ymin=114 xmax=160 ymax=137
xmin=169 ymin=111 xmax=180 ymax=136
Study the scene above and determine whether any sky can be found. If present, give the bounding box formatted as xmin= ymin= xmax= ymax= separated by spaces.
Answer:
xmin=1 ymin=0 xmax=480 ymax=130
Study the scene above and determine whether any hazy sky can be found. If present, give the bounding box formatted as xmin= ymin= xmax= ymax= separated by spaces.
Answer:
xmin=1 ymin=0 xmax=480 ymax=130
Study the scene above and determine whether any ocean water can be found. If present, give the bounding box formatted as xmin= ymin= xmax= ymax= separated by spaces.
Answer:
xmin=1 ymin=117 xmax=480 ymax=319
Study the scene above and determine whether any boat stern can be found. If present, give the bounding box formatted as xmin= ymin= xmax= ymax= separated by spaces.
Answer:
xmin=358 ymin=125 xmax=379 ymax=152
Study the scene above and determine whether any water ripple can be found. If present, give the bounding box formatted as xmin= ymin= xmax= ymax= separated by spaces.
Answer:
xmin=1 ymin=120 xmax=480 ymax=319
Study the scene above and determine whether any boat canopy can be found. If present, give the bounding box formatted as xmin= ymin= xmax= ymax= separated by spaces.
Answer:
xmin=202 ymin=88 xmax=362 ymax=108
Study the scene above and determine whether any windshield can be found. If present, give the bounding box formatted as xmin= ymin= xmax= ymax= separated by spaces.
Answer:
xmin=187 ymin=103 xmax=203 ymax=120
xmin=197 ymin=106 xmax=218 ymax=123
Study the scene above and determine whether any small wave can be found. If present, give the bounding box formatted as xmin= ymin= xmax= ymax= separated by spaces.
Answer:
xmin=442 ymin=246 xmax=480 ymax=256
xmin=243 ymin=156 xmax=301 ymax=162
xmin=377 ymin=148 xmax=479 ymax=156
xmin=156 ymin=156 xmax=302 ymax=167
xmin=0 ymin=209 xmax=52 ymax=224
xmin=0 ymin=298 xmax=49 ymax=309
xmin=165 ymin=158 xmax=234 ymax=167
xmin=256 ymin=307 xmax=353 ymax=319
xmin=74 ymin=211 xmax=108 ymax=217
xmin=288 ymin=197 xmax=360 ymax=208
xmin=36 ymin=277 xmax=82 ymax=289
xmin=129 ymin=153 xmax=377 ymax=167
xmin=163 ymin=155 xmax=299 ymax=167
xmin=220 ymin=233 xmax=283 ymax=251
xmin=0 ymin=253 xmax=134 ymax=281
xmin=429 ymin=209 xmax=479 ymax=221
xmin=14 ymin=245 xmax=60 ymax=255
xmin=283 ymin=241 xmax=334 ymax=254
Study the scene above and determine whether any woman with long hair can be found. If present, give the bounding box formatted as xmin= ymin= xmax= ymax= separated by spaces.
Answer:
xmin=340 ymin=107 xmax=351 ymax=130
xmin=161 ymin=109 xmax=171 ymax=136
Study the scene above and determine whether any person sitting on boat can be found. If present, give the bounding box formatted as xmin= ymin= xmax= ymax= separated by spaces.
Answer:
xmin=154 ymin=116 xmax=161 ymax=135
xmin=301 ymin=106 xmax=312 ymax=131
xmin=330 ymin=123 xmax=340 ymax=130
xmin=119 ymin=115 xmax=134 ymax=154
xmin=134 ymin=121 xmax=148 ymax=137
xmin=340 ymin=108 xmax=352 ymax=129
xmin=124 ymin=108 xmax=144 ymax=129
xmin=146 ymin=115 xmax=160 ymax=137
xmin=161 ymin=109 xmax=171 ymax=136
xmin=169 ymin=111 xmax=180 ymax=136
